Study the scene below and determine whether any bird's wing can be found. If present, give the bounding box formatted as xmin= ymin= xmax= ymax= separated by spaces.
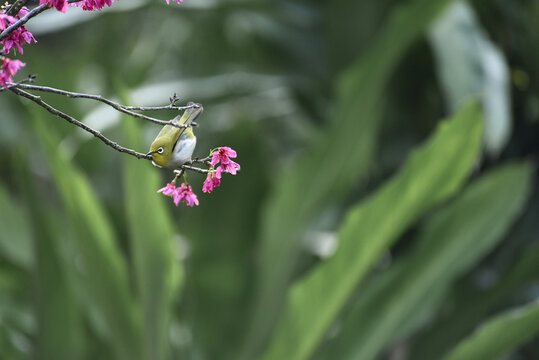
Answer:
xmin=155 ymin=123 xmax=182 ymax=146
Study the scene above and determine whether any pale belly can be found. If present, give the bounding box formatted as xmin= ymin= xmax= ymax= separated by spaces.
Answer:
xmin=169 ymin=135 xmax=196 ymax=167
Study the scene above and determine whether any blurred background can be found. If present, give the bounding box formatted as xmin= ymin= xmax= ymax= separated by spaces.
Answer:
xmin=0 ymin=0 xmax=538 ymax=359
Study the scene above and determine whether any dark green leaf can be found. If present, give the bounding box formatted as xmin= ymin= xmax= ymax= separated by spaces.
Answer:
xmin=262 ymin=101 xmax=483 ymax=360
xmin=443 ymin=299 xmax=539 ymax=360
xmin=318 ymin=162 xmax=533 ymax=360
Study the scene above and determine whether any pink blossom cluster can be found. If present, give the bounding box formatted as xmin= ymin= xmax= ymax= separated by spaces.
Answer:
xmin=158 ymin=147 xmax=240 ymax=207
xmin=39 ymin=0 xmax=68 ymax=12
xmin=69 ymin=0 xmax=117 ymax=12
xmin=0 ymin=57 xmax=25 ymax=87
xmin=0 ymin=8 xmax=37 ymax=54
xmin=200 ymin=146 xmax=241 ymax=194
xmin=0 ymin=0 xmax=184 ymax=88
xmin=38 ymin=0 xmax=117 ymax=12
xmin=41 ymin=0 xmax=182 ymax=12
xmin=158 ymin=182 xmax=199 ymax=207
xmin=202 ymin=171 xmax=220 ymax=193
xmin=0 ymin=6 xmax=35 ymax=88
xmin=211 ymin=146 xmax=241 ymax=178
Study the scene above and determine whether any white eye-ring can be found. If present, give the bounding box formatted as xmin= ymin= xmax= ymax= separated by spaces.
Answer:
xmin=157 ymin=147 xmax=164 ymax=154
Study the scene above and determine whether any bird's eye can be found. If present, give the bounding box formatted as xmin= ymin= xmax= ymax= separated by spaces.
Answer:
xmin=157 ymin=147 xmax=164 ymax=154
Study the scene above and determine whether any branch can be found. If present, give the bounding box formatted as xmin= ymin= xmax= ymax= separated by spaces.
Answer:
xmin=122 ymin=92 xmax=197 ymax=112
xmin=175 ymin=165 xmax=210 ymax=175
xmin=0 ymin=74 xmax=36 ymax=92
xmin=186 ymin=155 xmax=212 ymax=166
xmin=179 ymin=165 xmax=210 ymax=174
xmin=9 ymin=87 xmax=152 ymax=160
xmin=8 ymin=83 xmax=200 ymax=129
xmin=7 ymin=84 xmax=211 ymax=174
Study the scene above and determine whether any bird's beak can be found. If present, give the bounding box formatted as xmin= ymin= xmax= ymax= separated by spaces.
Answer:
xmin=146 ymin=150 xmax=155 ymax=156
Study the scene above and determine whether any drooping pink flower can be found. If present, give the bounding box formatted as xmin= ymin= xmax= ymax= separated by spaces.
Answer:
xmin=0 ymin=14 xmax=16 ymax=31
xmin=158 ymin=182 xmax=199 ymax=207
xmin=173 ymin=183 xmax=199 ymax=207
xmin=202 ymin=171 xmax=221 ymax=193
xmin=215 ymin=160 xmax=240 ymax=178
xmin=157 ymin=182 xmax=177 ymax=196
xmin=70 ymin=0 xmax=117 ymax=11
xmin=0 ymin=11 xmax=36 ymax=55
xmin=0 ymin=57 xmax=25 ymax=87
xmin=40 ymin=0 xmax=69 ymax=13
xmin=166 ymin=0 xmax=183 ymax=4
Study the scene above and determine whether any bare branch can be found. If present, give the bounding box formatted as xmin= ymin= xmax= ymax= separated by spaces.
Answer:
xmin=121 ymin=104 xmax=201 ymax=112
xmin=186 ymin=156 xmax=212 ymax=166
xmin=178 ymin=165 xmax=210 ymax=174
xmin=8 ymin=83 xmax=199 ymax=128
xmin=8 ymin=87 xmax=211 ymax=175
xmin=0 ymin=75 xmax=36 ymax=92
xmin=9 ymin=87 xmax=152 ymax=160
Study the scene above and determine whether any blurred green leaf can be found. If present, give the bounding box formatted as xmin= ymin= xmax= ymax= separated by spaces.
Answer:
xmin=246 ymin=0 xmax=460 ymax=356
xmin=122 ymin=114 xmax=182 ymax=360
xmin=409 ymin=191 xmax=539 ymax=360
xmin=443 ymin=298 xmax=539 ymax=360
xmin=262 ymin=101 xmax=483 ymax=360
xmin=11 ymin=145 xmax=85 ymax=360
xmin=0 ymin=184 xmax=33 ymax=269
xmin=317 ymin=162 xmax=533 ymax=360
xmin=179 ymin=120 xmax=270 ymax=360
xmin=32 ymin=204 xmax=85 ymax=360
xmin=430 ymin=1 xmax=512 ymax=157
xmin=29 ymin=109 xmax=144 ymax=360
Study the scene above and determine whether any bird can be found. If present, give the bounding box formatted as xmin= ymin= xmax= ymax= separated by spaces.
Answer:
xmin=147 ymin=103 xmax=202 ymax=169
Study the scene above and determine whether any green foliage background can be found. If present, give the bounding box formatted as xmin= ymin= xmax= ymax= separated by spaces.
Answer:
xmin=0 ymin=0 xmax=538 ymax=359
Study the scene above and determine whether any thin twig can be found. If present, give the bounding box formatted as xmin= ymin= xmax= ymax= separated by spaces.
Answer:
xmin=0 ymin=75 xmax=35 ymax=92
xmin=186 ymin=156 xmax=212 ymax=166
xmin=178 ymin=165 xmax=209 ymax=174
xmin=9 ymin=87 xmax=152 ymax=160
xmin=122 ymin=104 xmax=200 ymax=111
xmin=8 ymin=83 xmax=198 ymax=128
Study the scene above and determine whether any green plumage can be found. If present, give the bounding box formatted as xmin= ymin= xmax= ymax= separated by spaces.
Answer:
xmin=148 ymin=104 xmax=202 ymax=168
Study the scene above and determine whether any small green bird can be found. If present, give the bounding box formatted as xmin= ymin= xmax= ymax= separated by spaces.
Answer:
xmin=147 ymin=103 xmax=203 ymax=169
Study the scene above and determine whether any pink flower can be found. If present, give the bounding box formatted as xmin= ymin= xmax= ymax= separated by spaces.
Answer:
xmin=166 ymin=0 xmax=183 ymax=4
xmin=0 ymin=57 xmax=25 ymax=87
xmin=202 ymin=171 xmax=221 ymax=193
xmin=158 ymin=182 xmax=199 ymax=207
xmin=40 ymin=0 xmax=69 ymax=13
xmin=0 ymin=11 xmax=36 ymax=55
xmin=0 ymin=14 xmax=16 ymax=31
xmin=211 ymin=146 xmax=237 ymax=166
xmin=173 ymin=183 xmax=199 ymax=207
xmin=157 ymin=182 xmax=176 ymax=196
xmin=18 ymin=7 xmax=30 ymax=17
xmin=215 ymin=160 xmax=240 ymax=178
xmin=210 ymin=146 xmax=240 ymax=178
xmin=70 ymin=0 xmax=117 ymax=11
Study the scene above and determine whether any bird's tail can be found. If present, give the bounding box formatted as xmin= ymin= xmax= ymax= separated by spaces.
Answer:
xmin=176 ymin=102 xmax=203 ymax=126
